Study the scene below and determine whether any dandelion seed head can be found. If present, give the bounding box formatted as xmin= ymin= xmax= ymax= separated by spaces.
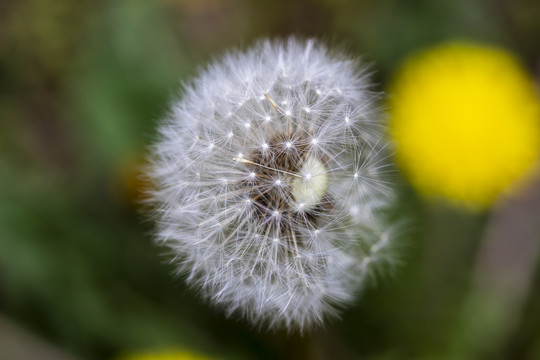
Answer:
xmin=147 ymin=38 xmax=396 ymax=331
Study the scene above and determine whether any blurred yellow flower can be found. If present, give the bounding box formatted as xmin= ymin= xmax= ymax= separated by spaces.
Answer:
xmin=118 ymin=350 xmax=212 ymax=360
xmin=389 ymin=42 xmax=540 ymax=208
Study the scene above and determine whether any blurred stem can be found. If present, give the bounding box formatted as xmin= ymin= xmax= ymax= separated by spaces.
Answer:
xmin=501 ymin=262 xmax=540 ymax=359
xmin=419 ymin=201 xmax=485 ymax=353
xmin=445 ymin=173 xmax=540 ymax=359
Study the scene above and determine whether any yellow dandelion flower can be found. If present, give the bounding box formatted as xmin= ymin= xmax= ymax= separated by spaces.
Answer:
xmin=117 ymin=350 xmax=213 ymax=360
xmin=389 ymin=42 xmax=540 ymax=208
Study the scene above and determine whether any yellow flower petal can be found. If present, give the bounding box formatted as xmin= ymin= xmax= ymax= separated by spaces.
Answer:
xmin=389 ymin=42 xmax=540 ymax=208
xmin=118 ymin=350 xmax=213 ymax=360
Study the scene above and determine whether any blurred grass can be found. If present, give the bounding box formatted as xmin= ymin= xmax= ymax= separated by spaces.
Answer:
xmin=1 ymin=0 xmax=540 ymax=359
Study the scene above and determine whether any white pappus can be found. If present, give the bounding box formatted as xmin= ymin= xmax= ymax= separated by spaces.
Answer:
xmin=147 ymin=38 xmax=397 ymax=331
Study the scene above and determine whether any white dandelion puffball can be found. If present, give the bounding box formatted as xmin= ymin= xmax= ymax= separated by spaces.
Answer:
xmin=148 ymin=38 xmax=396 ymax=331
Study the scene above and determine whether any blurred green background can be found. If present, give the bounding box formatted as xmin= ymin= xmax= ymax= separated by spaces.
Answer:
xmin=1 ymin=0 xmax=540 ymax=359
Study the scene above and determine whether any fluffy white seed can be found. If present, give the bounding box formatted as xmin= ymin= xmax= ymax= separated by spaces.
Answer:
xmin=147 ymin=38 xmax=396 ymax=331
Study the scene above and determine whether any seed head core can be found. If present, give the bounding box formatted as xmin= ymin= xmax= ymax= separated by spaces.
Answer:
xmin=291 ymin=156 xmax=328 ymax=209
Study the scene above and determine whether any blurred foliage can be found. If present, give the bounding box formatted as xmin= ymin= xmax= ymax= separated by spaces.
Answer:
xmin=1 ymin=0 xmax=539 ymax=359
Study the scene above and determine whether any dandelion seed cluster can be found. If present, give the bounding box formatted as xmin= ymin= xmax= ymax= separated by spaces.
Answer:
xmin=148 ymin=38 xmax=396 ymax=331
